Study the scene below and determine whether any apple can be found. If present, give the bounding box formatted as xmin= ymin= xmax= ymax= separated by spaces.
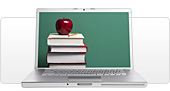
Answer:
xmin=56 ymin=18 xmax=73 ymax=35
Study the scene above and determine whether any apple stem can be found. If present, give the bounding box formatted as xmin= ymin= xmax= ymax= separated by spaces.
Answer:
xmin=63 ymin=17 xmax=65 ymax=19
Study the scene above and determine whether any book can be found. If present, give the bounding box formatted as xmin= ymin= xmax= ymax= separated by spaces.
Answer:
xmin=47 ymin=33 xmax=84 ymax=46
xmin=47 ymin=53 xmax=85 ymax=63
xmin=49 ymin=43 xmax=88 ymax=53
xmin=49 ymin=63 xmax=86 ymax=68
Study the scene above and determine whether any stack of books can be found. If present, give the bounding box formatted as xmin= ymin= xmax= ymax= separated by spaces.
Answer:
xmin=47 ymin=33 xmax=87 ymax=68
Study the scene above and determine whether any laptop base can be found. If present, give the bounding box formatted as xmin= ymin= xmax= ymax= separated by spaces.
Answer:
xmin=22 ymin=69 xmax=147 ymax=88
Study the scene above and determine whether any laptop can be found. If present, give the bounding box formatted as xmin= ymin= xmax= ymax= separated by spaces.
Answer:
xmin=21 ymin=8 xmax=147 ymax=87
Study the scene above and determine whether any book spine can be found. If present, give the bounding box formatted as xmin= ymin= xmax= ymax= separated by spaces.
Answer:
xmin=49 ymin=52 xmax=87 ymax=53
xmin=47 ymin=61 xmax=86 ymax=64
xmin=47 ymin=52 xmax=86 ymax=63
xmin=50 ymin=45 xmax=81 ymax=47
xmin=49 ymin=43 xmax=86 ymax=47
xmin=49 ymin=43 xmax=88 ymax=53
xmin=50 ymin=62 xmax=86 ymax=65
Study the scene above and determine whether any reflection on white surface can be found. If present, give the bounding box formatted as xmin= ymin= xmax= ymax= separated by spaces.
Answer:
xmin=0 ymin=18 xmax=35 ymax=83
xmin=133 ymin=18 xmax=169 ymax=83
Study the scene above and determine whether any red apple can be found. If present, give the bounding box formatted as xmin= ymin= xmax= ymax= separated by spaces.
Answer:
xmin=56 ymin=18 xmax=73 ymax=35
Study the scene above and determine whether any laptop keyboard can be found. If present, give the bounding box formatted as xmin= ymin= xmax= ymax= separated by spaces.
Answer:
xmin=42 ymin=69 xmax=127 ymax=76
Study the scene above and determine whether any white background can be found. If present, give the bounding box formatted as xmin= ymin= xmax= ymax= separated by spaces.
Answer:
xmin=0 ymin=0 xmax=170 ymax=90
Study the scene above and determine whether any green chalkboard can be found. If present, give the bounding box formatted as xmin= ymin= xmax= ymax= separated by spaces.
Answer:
xmin=38 ymin=12 xmax=130 ymax=68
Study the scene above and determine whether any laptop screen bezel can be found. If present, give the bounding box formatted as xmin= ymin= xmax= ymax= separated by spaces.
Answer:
xmin=35 ymin=8 xmax=133 ymax=69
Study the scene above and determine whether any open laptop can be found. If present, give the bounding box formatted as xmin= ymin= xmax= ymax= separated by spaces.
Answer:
xmin=21 ymin=8 xmax=147 ymax=87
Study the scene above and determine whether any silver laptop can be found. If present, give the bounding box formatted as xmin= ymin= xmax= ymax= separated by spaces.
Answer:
xmin=21 ymin=8 xmax=147 ymax=87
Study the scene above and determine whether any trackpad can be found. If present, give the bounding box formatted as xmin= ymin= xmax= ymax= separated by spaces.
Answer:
xmin=68 ymin=76 xmax=102 ymax=81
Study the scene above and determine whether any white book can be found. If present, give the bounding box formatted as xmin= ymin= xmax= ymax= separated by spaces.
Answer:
xmin=50 ymin=43 xmax=87 ymax=53
xmin=49 ymin=64 xmax=86 ymax=69
xmin=47 ymin=33 xmax=84 ymax=45
xmin=47 ymin=53 xmax=85 ymax=63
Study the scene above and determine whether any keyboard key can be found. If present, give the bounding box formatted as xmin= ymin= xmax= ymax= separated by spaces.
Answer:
xmin=54 ymin=74 xmax=59 ymax=76
xmin=110 ymin=73 xmax=116 ymax=76
xmin=47 ymin=73 xmax=54 ymax=76
xmin=96 ymin=73 xmax=103 ymax=75
xmin=59 ymin=74 xmax=66 ymax=76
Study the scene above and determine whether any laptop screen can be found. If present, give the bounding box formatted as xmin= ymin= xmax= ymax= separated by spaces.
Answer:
xmin=37 ymin=11 xmax=131 ymax=68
